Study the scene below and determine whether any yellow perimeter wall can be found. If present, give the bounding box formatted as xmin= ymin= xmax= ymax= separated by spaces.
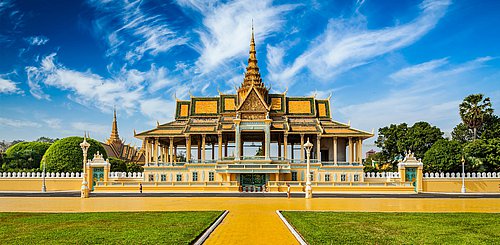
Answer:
xmin=0 ymin=179 xmax=81 ymax=191
xmin=423 ymin=179 xmax=500 ymax=193
xmin=1 ymin=178 xmax=500 ymax=193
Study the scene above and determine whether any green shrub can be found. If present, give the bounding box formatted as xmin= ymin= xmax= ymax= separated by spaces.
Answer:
xmin=126 ymin=163 xmax=144 ymax=172
xmin=42 ymin=136 xmax=106 ymax=172
xmin=3 ymin=142 xmax=51 ymax=171
xmin=109 ymin=157 xmax=127 ymax=172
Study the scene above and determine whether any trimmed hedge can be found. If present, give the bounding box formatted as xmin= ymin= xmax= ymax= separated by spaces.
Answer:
xmin=42 ymin=137 xmax=107 ymax=172
xmin=3 ymin=142 xmax=51 ymax=171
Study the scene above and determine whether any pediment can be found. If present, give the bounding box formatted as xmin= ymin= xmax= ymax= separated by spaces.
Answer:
xmin=238 ymin=88 xmax=269 ymax=112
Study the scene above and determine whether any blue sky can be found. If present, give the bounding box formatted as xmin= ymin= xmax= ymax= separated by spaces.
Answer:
xmin=0 ymin=0 xmax=499 ymax=150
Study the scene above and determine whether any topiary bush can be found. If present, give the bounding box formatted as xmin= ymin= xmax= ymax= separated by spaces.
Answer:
xmin=109 ymin=157 xmax=127 ymax=172
xmin=42 ymin=136 xmax=107 ymax=172
xmin=3 ymin=142 xmax=51 ymax=171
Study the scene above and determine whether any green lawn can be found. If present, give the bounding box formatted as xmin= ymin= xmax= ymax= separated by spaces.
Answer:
xmin=281 ymin=212 xmax=500 ymax=245
xmin=0 ymin=211 xmax=222 ymax=244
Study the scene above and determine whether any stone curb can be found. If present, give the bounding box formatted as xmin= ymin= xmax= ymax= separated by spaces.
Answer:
xmin=193 ymin=210 xmax=229 ymax=245
xmin=276 ymin=210 xmax=307 ymax=245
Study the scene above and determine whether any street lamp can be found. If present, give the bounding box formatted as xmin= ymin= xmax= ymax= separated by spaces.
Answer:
xmin=304 ymin=138 xmax=313 ymax=199
xmin=80 ymin=132 xmax=91 ymax=198
xmin=41 ymin=158 xmax=46 ymax=193
xmin=461 ymin=156 xmax=466 ymax=193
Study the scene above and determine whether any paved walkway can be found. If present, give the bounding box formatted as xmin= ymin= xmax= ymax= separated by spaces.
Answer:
xmin=1 ymin=197 xmax=499 ymax=244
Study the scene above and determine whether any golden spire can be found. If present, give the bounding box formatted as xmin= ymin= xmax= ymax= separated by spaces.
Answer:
xmin=107 ymin=108 xmax=121 ymax=144
xmin=238 ymin=21 xmax=268 ymax=102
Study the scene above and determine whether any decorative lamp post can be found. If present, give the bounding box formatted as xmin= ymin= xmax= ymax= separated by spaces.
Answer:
xmin=304 ymin=138 xmax=314 ymax=199
xmin=80 ymin=133 xmax=91 ymax=198
xmin=461 ymin=156 xmax=466 ymax=193
xmin=41 ymin=158 xmax=47 ymax=193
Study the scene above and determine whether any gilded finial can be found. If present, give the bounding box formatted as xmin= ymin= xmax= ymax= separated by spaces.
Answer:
xmin=371 ymin=128 xmax=375 ymax=134
xmin=283 ymin=87 xmax=288 ymax=95
xmin=348 ymin=120 xmax=351 ymax=126
xmin=327 ymin=93 xmax=332 ymax=100
xmin=133 ymin=129 xmax=137 ymax=136
xmin=156 ymin=121 xmax=160 ymax=127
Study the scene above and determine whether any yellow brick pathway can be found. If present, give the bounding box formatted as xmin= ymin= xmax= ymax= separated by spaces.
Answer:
xmin=1 ymin=197 xmax=499 ymax=244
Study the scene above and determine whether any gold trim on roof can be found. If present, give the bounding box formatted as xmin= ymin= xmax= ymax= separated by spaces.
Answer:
xmin=291 ymin=125 xmax=318 ymax=132
xmin=318 ymin=103 xmax=327 ymax=117
xmin=270 ymin=97 xmax=282 ymax=110
xmin=194 ymin=100 xmax=218 ymax=114
xmin=288 ymin=100 xmax=312 ymax=114
xmin=189 ymin=126 xmax=216 ymax=132
xmin=180 ymin=104 xmax=189 ymax=117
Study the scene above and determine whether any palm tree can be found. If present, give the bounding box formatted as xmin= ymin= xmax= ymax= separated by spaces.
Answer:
xmin=459 ymin=94 xmax=494 ymax=140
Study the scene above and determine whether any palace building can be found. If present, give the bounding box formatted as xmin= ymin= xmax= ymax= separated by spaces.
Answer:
xmin=134 ymin=28 xmax=373 ymax=190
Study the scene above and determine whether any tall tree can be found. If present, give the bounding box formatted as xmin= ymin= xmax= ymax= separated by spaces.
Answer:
xmin=423 ymin=139 xmax=462 ymax=172
xmin=459 ymin=94 xmax=494 ymax=140
xmin=375 ymin=122 xmax=443 ymax=168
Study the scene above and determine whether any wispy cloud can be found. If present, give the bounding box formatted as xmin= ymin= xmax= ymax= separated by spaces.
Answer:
xmin=268 ymin=0 xmax=451 ymax=90
xmin=71 ymin=122 xmax=108 ymax=135
xmin=24 ymin=35 xmax=49 ymax=46
xmin=42 ymin=118 xmax=62 ymax=129
xmin=0 ymin=77 xmax=21 ymax=94
xmin=0 ymin=117 xmax=41 ymax=128
xmin=338 ymin=56 xmax=494 ymax=135
xmin=139 ymin=97 xmax=176 ymax=122
xmin=177 ymin=0 xmax=298 ymax=74
xmin=24 ymin=52 xmax=178 ymax=119
xmin=88 ymin=0 xmax=188 ymax=63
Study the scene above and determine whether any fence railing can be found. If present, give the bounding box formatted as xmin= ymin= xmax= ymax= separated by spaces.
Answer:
xmin=364 ymin=172 xmax=400 ymax=178
xmin=108 ymin=172 xmax=144 ymax=179
xmin=0 ymin=172 xmax=83 ymax=178
xmin=267 ymin=181 xmax=412 ymax=187
xmin=424 ymin=172 xmax=500 ymax=179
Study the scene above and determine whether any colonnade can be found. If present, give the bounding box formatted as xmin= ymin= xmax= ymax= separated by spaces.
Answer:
xmin=143 ymin=134 xmax=364 ymax=165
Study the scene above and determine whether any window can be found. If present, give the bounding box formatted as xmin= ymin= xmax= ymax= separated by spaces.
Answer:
xmin=325 ymin=174 xmax=330 ymax=182
xmin=148 ymin=174 xmax=154 ymax=182
xmin=310 ymin=171 xmax=314 ymax=181
xmin=354 ymin=174 xmax=359 ymax=182
xmin=291 ymin=172 xmax=297 ymax=181
xmin=161 ymin=174 xmax=166 ymax=182
xmin=176 ymin=174 xmax=182 ymax=182
xmin=192 ymin=172 xmax=198 ymax=181
xmin=340 ymin=174 xmax=346 ymax=182
xmin=208 ymin=172 xmax=214 ymax=181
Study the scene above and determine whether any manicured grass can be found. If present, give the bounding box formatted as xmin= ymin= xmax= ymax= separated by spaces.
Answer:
xmin=282 ymin=212 xmax=500 ymax=245
xmin=0 ymin=211 xmax=222 ymax=244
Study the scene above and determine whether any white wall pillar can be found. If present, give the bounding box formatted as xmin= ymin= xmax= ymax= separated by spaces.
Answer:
xmin=333 ymin=137 xmax=338 ymax=165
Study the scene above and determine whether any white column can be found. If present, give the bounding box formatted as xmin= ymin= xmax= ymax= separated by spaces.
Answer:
xmin=357 ymin=138 xmax=363 ymax=163
xmin=186 ymin=136 xmax=191 ymax=162
xmin=218 ymin=134 xmax=223 ymax=160
xmin=201 ymin=134 xmax=206 ymax=163
xmin=145 ymin=138 xmax=150 ymax=165
xmin=333 ymin=137 xmax=337 ymax=165
xmin=234 ymin=120 xmax=241 ymax=160
xmin=348 ymin=137 xmax=353 ymax=163
xmin=169 ymin=137 xmax=174 ymax=164
xmin=264 ymin=120 xmax=271 ymax=160
xmin=316 ymin=136 xmax=321 ymax=162
xmin=154 ymin=138 xmax=159 ymax=165
xmin=283 ymin=134 xmax=288 ymax=160
xmin=300 ymin=134 xmax=305 ymax=162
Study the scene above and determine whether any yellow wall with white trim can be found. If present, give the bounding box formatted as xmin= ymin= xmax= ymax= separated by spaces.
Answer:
xmin=423 ymin=179 xmax=500 ymax=193
xmin=0 ymin=179 xmax=81 ymax=191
